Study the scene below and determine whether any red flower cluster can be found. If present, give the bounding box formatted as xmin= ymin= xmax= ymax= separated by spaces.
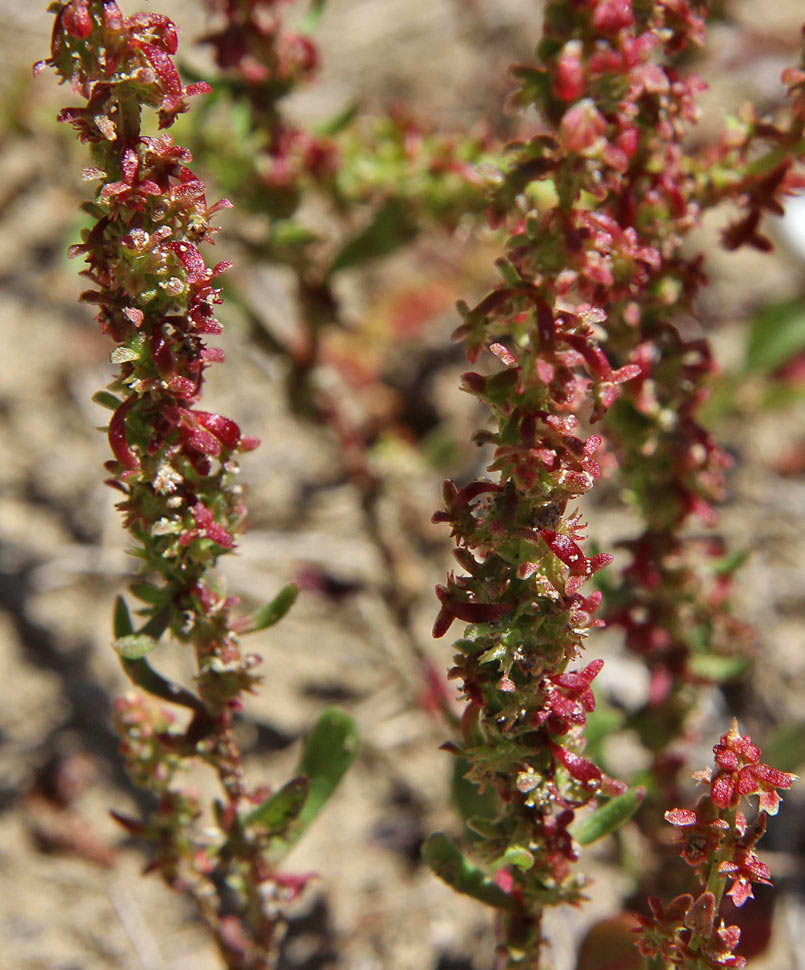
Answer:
xmin=710 ymin=722 xmax=797 ymax=816
xmin=639 ymin=723 xmax=797 ymax=966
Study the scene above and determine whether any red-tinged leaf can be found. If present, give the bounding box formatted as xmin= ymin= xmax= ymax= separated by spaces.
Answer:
xmin=200 ymin=347 xmax=226 ymax=362
xmin=205 ymin=523 xmax=235 ymax=548
xmin=123 ymin=307 xmax=144 ymax=326
xmin=490 ymin=342 xmax=516 ymax=366
xmin=685 ymin=891 xmax=716 ymax=937
xmin=151 ymin=333 xmax=174 ymax=375
xmin=548 ymin=693 xmax=584 ymax=722
xmin=555 ymin=658 xmax=603 ymax=690
xmin=716 ymin=748 xmax=739 ymax=770
xmin=185 ymin=427 xmax=221 ymax=456
xmin=550 ymin=742 xmax=601 ymax=786
xmin=63 ymin=0 xmax=92 ymax=39
xmin=736 ymin=768 xmax=758 ymax=798
xmin=727 ymin=879 xmax=754 ymax=908
xmin=190 ymin=308 xmax=223 ymax=333
xmin=126 ymin=13 xmax=177 ymax=49
xmin=665 ymin=807 xmax=698 ymax=826
xmin=542 ymin=530 xmax=588 ymax=575
xmin=190 ymin=503 xmax=213 ymax=528
xmin=452 ymin=599 xmax=514 ymax=624
xmin=613 ymin=362 xmax=642 ymax=384
xmin=121 ymin=148 xmax=139 ymax=184
xmin=168 ymin=375 xmax=197 ymax=399
xmin=186 ymin=81 xmax=213 ymax=97
xmin=137 ymin=42 xmax=182 ymax=96
xmin=195 ymin=411 xmax=241 ymax=450
xmin=751 ymin=763 xmax=797 ymax=789
xmin=108 ymin=400 xmax=139 ymax=470
xmin=453 ymin=480 xmax=501 ymax=509
xmin=208 ymin=197 xmax=234 ymax=215
xmin=109 ymin=810 xmax=145 ymax=836
xmin=584 ymin=434 xmax=602 ymax=455
xmin=711 ymin=772 xmax=736 ymax=808
xmin=165 ymin=241 xmax=208 ymax=283
xmin=589 ymin=552 xmax=614 ymax=573
xmin=100 ymin=181 xmax=128 ymax=200
xmin=433 ymin=605 xmax=455 ymax=639
xmin=172 ymin=181 xmax=206 ymax=202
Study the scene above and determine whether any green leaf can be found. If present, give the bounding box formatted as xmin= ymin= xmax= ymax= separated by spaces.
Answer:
xmin=496 ymin=257 xmax=522 ymax=286
xmin=265 ymin=708 xmax=358 ymax=861
xmin=422 ymin=832 xmax=515 ymax=910
xmin=314 ymin=101 xmax=359 ymax=137
xmin=114 ymin=633 xmax=158 ymax=660
xmin=113 ymin=595 xmax=134 ymax=638
xmin=569 ymin=786 xmax=646 ymax=846
xmin=687 ymin=653 xmax=750 ymax=682
xmin=244 ymin=776 xmax=310 ymax=832
xmin=298 ymin=0 xmax=326 ymax=34
xmin=710 ymin=549 xmax=750 ymax=577
xmin=120 ymin=656 xmax=206 ymax=713
xmin=330 ymin=198 xmax=418 ymax=274
xmin=451 ymin=757 xmax=502 ymax=840
xmin=248 ymin=584 xmax=299 ymax=632
xmin=583 ymin=704 xmax=623 ymax=764
xmin=270 ymin=221 xmax=320 ymax=249
xmin=110 ymin=346 xmax=140 ymax=364
xmin=293 ymin=708 xmax=358 ymax=838
xmin=129 ymin=581 xmax=166 ymax=605
xmin=745 ymin=299 xmax=805 ymax=375
xmin=93 ymin=390 xmax=123 ymax=411
xmin=503 ymin=845 xmax=534 ymax=871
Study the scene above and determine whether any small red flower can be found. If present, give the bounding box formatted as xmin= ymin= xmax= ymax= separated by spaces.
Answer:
xmin=711 ymin=720 xmax=797 ymax=815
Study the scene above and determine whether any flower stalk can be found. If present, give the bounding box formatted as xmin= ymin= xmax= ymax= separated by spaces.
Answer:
xmin=427 ymin=1 xmax=804 ymax=966
xmin=38 ymin=3 xmax=356 ymax=967
xmin=637 ymin=721 xmax=797 ymax=968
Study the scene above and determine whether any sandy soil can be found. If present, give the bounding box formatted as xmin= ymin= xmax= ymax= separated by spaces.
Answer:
xmin=1 ymin=2 xmax=804 ymax=970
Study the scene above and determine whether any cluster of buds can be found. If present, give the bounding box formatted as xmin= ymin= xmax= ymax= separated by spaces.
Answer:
xmin=637 ymin=721 xmax=797 ymax=968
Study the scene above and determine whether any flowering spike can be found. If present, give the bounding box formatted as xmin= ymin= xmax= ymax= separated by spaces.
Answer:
xmin=38 ymin=1 xmax=352 ymax=964
xmin=642 ymin=723 xmax=796 ymax=963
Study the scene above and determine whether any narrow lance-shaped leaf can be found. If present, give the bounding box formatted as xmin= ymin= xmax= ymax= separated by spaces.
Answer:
xmin=422 ymin=832 xmax=516 ymax=911
xmin=115 ymin=596 xmax=205 ymax=713
xmin=744 ymin=298 xmax=805 ymax=375
xmin=115 ymin=633 xmax=158 ymax=660
xmin=247 ymin=583 xmax=299 ymax=632
xmin=294 ymin=708 xmax=358 ymax=835
xmin=268 ymin=707 xmax=358 ymax=861
xmin=298 ymin=0 xmax=326 ymax=34
xmin=331 ymin=198 xmax=418 ymax=274
xmin=687 ymin=654 xmax=750 ymax=683
xmin=314 ymin=101 xmax=359 ymax=137
xmin=569 ymin=786 xmax=646 ymax=846
xmin=113 ymin=594 xmax=135 ymax=638
xmin=244 ymin=776 xmax=310 ymax=833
